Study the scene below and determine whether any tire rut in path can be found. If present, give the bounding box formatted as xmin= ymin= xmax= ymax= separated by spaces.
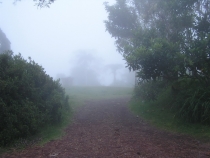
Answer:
xmin=2 ymin=98 xmax=210 ymax=158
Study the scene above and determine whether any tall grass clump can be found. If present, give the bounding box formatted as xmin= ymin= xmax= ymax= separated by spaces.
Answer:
xmin=0 ymin=51 xmax=70 ymax=147
xmin=171 ymin=78 xmax=210 ymax=124
xmin=131 ymin=79 xmax=210 ymax=139
xmin=133 ymin=78 xmax=210 ymax=125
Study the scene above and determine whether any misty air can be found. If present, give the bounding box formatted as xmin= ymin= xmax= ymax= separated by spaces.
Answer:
xmin=0 ymin=0 xmax=210 ymax=157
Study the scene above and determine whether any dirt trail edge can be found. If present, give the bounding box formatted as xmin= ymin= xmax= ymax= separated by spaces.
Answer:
xmin=2 ymin=97 xmax=210 ymax=158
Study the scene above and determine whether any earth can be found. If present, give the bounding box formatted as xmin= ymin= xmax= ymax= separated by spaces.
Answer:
xmin=1 ymin=97 xmax=210 ymax=158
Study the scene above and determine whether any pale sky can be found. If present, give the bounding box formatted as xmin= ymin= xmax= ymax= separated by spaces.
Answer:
xmin=0 ymin=0 xmax=135 ymax=86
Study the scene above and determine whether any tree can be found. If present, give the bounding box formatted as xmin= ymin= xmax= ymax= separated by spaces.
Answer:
xmin=104 ymin=0 xmax=210 ymax=83
xmin=104 ymin=64 xmax=123 ymax=84
xmin=104 ymin=0 xmax=210 ymax=123
xmin=10 ymin=0 xmax=55 ymax=7
xmin=70 ymin=51 xmax=101 ymax=86
xmin=0 ymin=28 xmax=11 ymax=53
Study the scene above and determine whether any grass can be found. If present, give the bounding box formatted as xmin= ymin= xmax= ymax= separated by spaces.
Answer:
xmin=65 ymin=86 xmax=133 ymax=101
xmin=37 ymin=107 xmax=73 ymax=146
xmin=130 ymin=98 xmax=210 ymax=141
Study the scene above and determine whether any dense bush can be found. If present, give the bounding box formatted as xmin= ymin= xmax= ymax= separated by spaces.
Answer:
xmin=135 ymin=79 xmax=210 ymax=124
xmin=134 ymin=81 xmax=166 ymax=101
xmin=171 ymin=79 xmax=210 ymax=124
xmin=0 ymin=51 xmax=70 ymax=146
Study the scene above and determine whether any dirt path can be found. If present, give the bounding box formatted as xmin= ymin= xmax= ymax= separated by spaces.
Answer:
xmin=2 ymin=98 xmax=210 ymax=158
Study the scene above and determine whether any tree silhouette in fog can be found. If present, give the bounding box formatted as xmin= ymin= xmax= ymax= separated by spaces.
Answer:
xmin=70 ymin=51 xmax=101 ymax=86
xmin=105 ymin=64 xmax=123 ymax=85
xmin=0 ymin=28 xmax=11 ymax=53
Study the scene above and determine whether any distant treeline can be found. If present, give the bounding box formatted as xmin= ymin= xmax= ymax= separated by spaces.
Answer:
xmin=0 ymin=51 xmax=70 ymax=146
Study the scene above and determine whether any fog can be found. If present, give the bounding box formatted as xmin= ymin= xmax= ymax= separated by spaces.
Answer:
xmin=0 ymin=0 xmax=135 ymax=86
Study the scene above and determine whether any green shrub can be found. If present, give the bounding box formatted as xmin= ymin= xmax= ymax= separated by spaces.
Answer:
xmin=134 ymin=78 xmax=210 ymax=124
xmin=0 ymin=51 xmax=70 ymax=146
xmin=134 ymin=80 xmax=166 ymax=101
xmin=172 ymin=79 xmax=210 ymax=123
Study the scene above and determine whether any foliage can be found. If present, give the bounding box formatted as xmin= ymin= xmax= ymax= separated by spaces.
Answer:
xmin=130 ymin=94 xmax=210 ymax=140
xmin=105 ymin=0 xmax=210 ymax=81
xmin=134 ymin=78 xmax=210 ymax=124
xmin=0 ymin=51 xmax=70 ymax=146
xmin=134 ymin=81 xmax=166 ymax=101
xmin=171 ymin=79 xmax=210 ymax=123
xmin=105 ymin=0 xmax=210 ymax=124
xmin=12 ymin=0 xmax=55 ymax=7
xmin=179 ymin=87 xmax=210 ymax=123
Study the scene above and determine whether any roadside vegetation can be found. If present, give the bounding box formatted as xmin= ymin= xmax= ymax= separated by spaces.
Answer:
xmin=130 ymin=83 xmax=210 ymax=140
xmin=105 ymin=0 xmax=210 ymax=139
xmin=0 ymin=52 xmax=71 ymax=149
